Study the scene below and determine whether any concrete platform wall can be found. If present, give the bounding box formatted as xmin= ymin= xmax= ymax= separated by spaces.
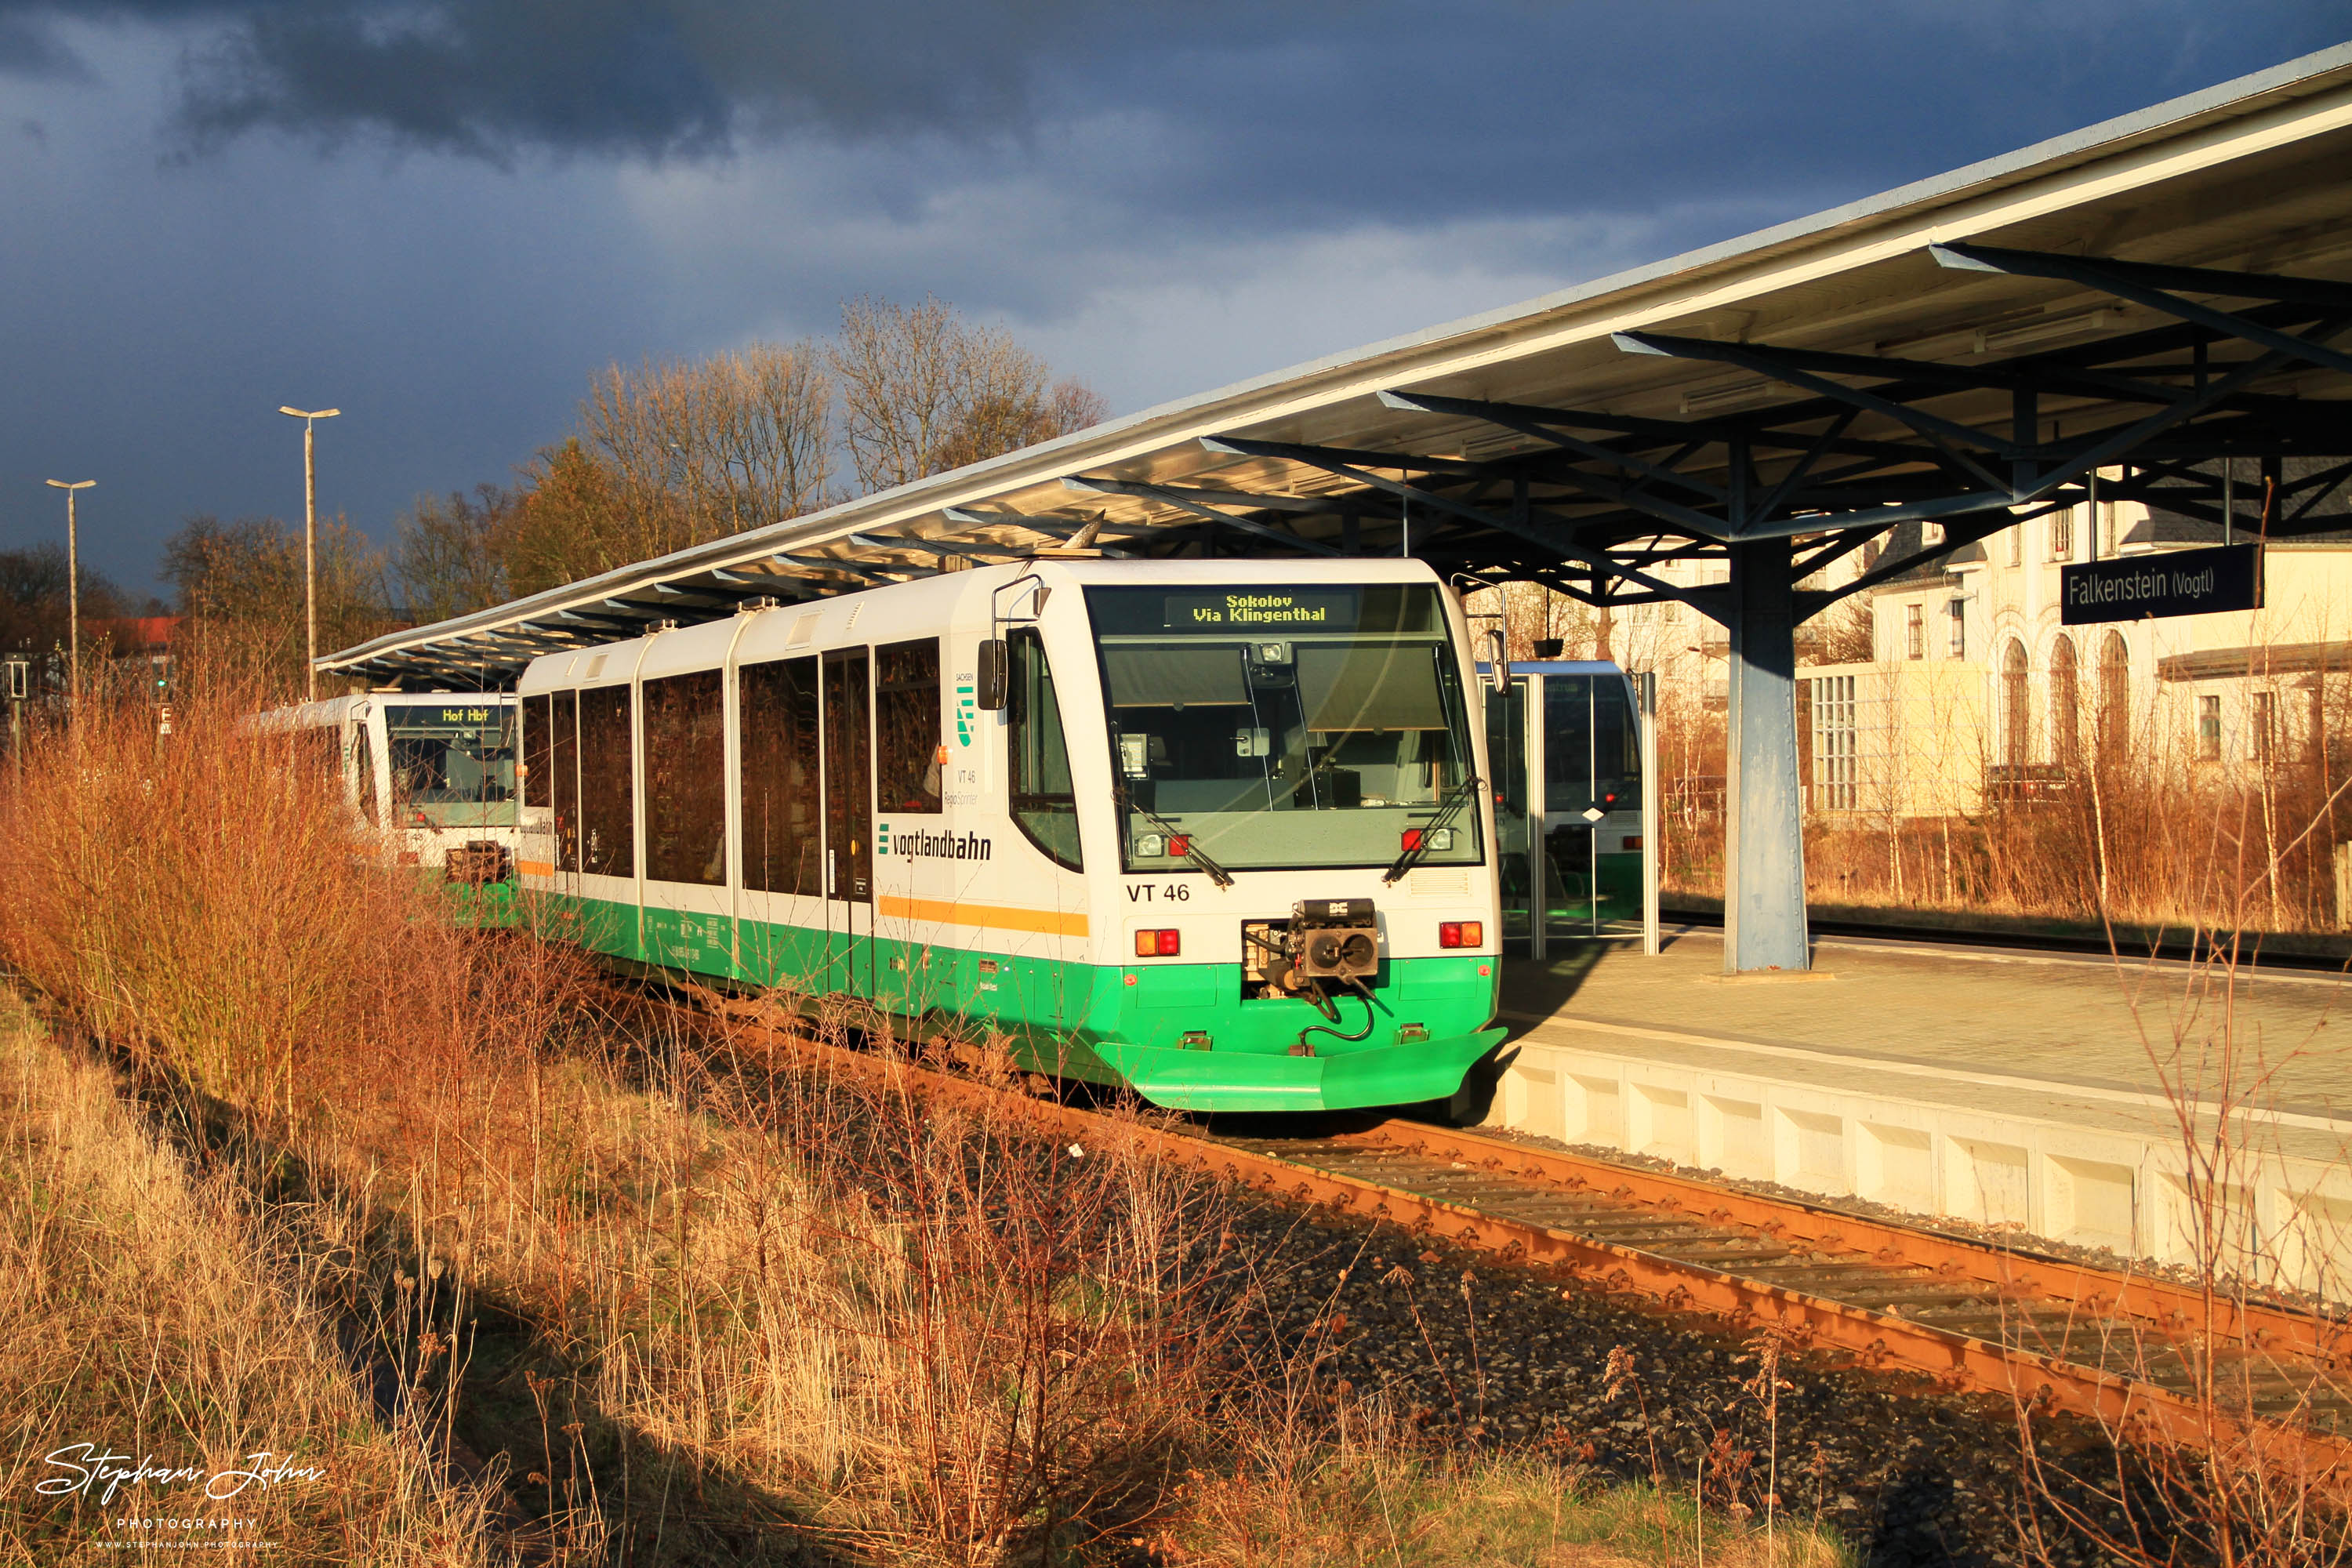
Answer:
xmin=1488 ymin=1037 xmax=2352 ymax=1298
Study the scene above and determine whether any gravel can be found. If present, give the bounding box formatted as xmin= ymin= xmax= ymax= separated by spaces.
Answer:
xmin=1212 ymin=1192 xmax=2188 ymax=1568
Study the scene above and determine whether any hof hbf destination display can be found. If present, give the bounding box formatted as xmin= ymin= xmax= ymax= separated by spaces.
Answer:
xmin=2060 ymin=541 xmax=2262 ymax=625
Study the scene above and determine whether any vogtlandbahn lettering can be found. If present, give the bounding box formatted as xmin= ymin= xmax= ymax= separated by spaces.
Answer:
xmin=891 ymin=829 xmax=993 ymax=862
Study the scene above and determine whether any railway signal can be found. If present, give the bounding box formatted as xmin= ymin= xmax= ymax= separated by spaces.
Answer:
xmin=4 ymin=655 xmax=26 ymax=786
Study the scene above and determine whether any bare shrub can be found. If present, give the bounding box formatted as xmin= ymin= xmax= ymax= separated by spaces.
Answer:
xmin=2009 ymin=938 xmax=2352 ymax=1566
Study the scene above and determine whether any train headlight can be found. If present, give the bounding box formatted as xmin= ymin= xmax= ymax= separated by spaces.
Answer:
xmin=1138 ymin=833 xmax=1165 ymax=857
xmin=1400 ymin=827 xmax=1454 ymax=852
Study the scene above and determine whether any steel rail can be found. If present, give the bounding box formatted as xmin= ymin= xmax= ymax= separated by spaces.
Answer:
xmin=1338 ymin=1120 xmax=2352 ymax=1363
xmin=634 ymin=985 xmax=2352 ymax=1488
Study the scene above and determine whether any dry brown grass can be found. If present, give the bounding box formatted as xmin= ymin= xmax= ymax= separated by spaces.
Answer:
xmin=1163 ymin=1412 xmax=1849 ymax=1568
xmin=0 ymin=990 xmax=510 ymax=1565
xmin=1662 ymin=691 xmax=2352 ymax=938
xmin=0 ymin=688 xmax=1236 ymax=1563
xmin=0 ymin=687 xmax=1857 ymax=1565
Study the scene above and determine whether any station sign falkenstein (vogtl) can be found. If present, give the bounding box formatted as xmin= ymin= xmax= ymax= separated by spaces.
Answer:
xmin=2060 ymin=542 xmax=2262 ymax=626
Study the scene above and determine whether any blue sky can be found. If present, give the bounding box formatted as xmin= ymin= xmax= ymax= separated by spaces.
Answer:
xmin=1 ymin=2 xmax=2345 ymax=593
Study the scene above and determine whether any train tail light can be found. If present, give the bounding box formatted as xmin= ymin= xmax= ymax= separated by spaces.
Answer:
xmin=1401 ymin=827 xmax=1454 ymax=852
xmin=1134 ymin=929 xmax=1181 ymax=957
xmin=1439 ymin=920 xmax=1483 ymax=949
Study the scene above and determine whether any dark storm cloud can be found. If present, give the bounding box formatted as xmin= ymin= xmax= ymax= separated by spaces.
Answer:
xmin=2 ymin=0 xmax=1145 ymax=158
xmin=0 ymin=10 xmax=94 ymax=77
xmin=6 ymin=1 xmax=2341 ymax=227
xmin=7 ymin=3 xmax=2349 ymax=229
xmin=2 ymin=2 xmax=2347 ymax=594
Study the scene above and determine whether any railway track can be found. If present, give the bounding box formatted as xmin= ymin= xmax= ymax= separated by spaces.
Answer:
xmin=637 ymin=983 xmax=2352 ymax=1484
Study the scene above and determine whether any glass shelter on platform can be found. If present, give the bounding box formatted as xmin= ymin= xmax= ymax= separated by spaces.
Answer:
xmin=1481 ymin=661 xmax=1646 ymax=959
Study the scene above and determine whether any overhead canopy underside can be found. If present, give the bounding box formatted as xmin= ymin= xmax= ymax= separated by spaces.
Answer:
xmin=327 ymin=45 xmax=2352 ymax=691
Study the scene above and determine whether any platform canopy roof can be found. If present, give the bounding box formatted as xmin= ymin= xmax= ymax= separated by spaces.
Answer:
xmin=327 ymin=43 xmax=2352 ymax=691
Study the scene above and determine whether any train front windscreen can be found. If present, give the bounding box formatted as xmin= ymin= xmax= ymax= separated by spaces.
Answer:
xmin=385 ymin=702 xmax=518 ymax=827
xmin=1085 ymin=583 xmax=1481 ymax=873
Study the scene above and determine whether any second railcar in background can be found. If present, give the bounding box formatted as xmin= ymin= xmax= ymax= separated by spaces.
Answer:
xmin=516 ymin=557 xmax=1505 ymax=1112
xmin=263 ymin=691 xmax=523 ymax=890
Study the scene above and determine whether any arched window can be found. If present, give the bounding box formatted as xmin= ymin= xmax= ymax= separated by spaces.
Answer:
xmin=2049 ymin=634 xmax=2079 ymax=768
xmin=2002 ymin=638 xmax=2031 ymax=767
xmin=2099 ymin=631 xmax=2129 ymax=757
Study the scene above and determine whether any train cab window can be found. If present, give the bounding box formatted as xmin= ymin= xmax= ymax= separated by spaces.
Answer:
xmin=1008 ymin=629 xmax=1082 ymax=870
xmin=643 ymin=670 xmax=726 ymax=886
xmin=1086 ymin=583 xmax=1476 ymax=873
xmin=740 ymin=657 xmax=822 ymax=896
xmin=385 ymin=702 xmax=517 ymax=828
xmin=578 ymin=685 xmax=635 ymax=877
xmin=524 ymin=694 xmax=552 ymax=809
xmin=875 ymin=638 xmax=943 ymax=813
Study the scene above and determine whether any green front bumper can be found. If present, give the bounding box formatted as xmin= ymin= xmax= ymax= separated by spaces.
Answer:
xmin=1091 ymin=1025 xmax=1505 ymax=1112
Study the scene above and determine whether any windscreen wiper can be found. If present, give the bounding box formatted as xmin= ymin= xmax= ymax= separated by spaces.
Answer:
xmin=1382 ymin=775 xmax=1483 ymax=885
xmin=1119 ymin=789 xmax=1235 ymax=887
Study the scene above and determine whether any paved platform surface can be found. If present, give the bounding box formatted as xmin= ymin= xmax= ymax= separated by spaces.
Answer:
xmin=1494 ymin=926 xmax=2352 ymax=1169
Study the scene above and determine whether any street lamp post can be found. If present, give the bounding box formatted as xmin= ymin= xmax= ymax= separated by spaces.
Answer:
xmin=43 ymin=478 xmax=94 ymax=713
xmin=278 ymin=406 xmax=340 ymax=700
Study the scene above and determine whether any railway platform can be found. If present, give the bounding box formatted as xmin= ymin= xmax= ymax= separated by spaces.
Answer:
xmin=1484 ymin=926 xmax=2352 ymax=1287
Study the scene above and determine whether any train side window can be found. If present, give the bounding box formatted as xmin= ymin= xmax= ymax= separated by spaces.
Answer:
xmin=296 ymin=725 xmax=340 ymax=786
xmin=739 ymin=657 xmax=822 ymax=896
xmin=1008 ymin=629 xmax=1082 ymax=871
xmin=524 ymin=693 xmax=553 ymax=809
xmin=553 ymin=690 xmax=579 ymax=873
xmin=354 ymin=724 xmax=381 ymax=828
xmin=875 ymin=637 xmax=942 ymax=814
xmin=643 ymin=670 xmax=726 ymax=886
xmin=578 ymin=684 xmax=635 ymax=877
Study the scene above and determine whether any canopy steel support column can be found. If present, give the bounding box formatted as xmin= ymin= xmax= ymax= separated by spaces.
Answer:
xmin=1723 ymin=537 xmax=1808 ymax=974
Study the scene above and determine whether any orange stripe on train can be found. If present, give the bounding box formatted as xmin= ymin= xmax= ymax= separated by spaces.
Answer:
xmin=875 ymin=895 xmax=1088 ymax=939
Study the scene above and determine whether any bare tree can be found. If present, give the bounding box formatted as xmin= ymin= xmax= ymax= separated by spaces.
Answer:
xmin=0 ymin=544 xmax=133 ymax=658
xmin=163 ymin=514 xmax=387 ymax=696
xmin=579 ymin=339 xmax=836 ymax=561
xmin=390 ymin=484 xmax=520 ymax=624
xmin=500 ymin=437 xmax=634 ymax=597
xmin=433 ymin=305 xmax=1095 ymax=601
xmin=833 ymin=295 xmax=1105 ymax=492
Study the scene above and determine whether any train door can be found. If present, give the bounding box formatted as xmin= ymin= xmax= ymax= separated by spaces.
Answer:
xmin=1541 ymin=674 xmax=1599 ymax=945
xmin=552 ymin=690 xmax=581 ymax=899
xmin=1486 ymin=664 xmax=1642 ymax=959
xmin=351 ymin=703 xmax=383 ymax=833
xmin=1483 ymin=674 xmax=1538 ymax=950
xmin=821 ymin=648 xmax=873 ymax=998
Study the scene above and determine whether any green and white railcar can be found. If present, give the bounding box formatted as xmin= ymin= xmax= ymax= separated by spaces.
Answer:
xmin=515 ymin=558 xmax=1504 ymax=1112
xmin=263 ymin=691 xmax=523 ymax=887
